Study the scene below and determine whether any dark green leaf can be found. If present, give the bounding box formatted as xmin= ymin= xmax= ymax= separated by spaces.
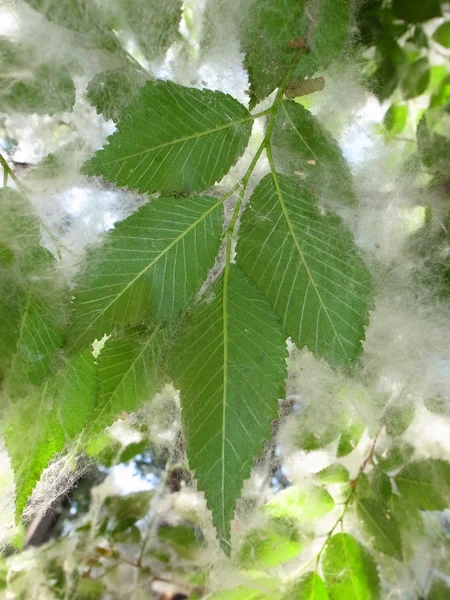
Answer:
xmin=4 ymin=351 xmax=97 ymax=518
xmin=293 ymin=0 xmax=352 ymax=81
xmin=383 ymin=104 xmax=408 ymax=135
xmin=68 ymin=195 xmax=223 ymax=351
xmin=356 ymin=468 xmax=392 ymax=503
xmin=84 ymin=80 xmax=253 ymax=194
xmin=356 ymin=498 xmax=403 ymax=559
xmin=316 ymin=464 xmax=350 ymax=484
xmin=417 ymin=116 xmax=450 ymax=183
xmin=395 ymin=459 xmax=450 ymax=510
xmin=385 ymin=401 xmax=415 ymax=436
xmin=392 ymin=0 xmax=442 ymax=23
xmin=169 ymin=266 xmax=287 ymax=549
xmin=87 ymin=68 xmax=149 ymax=122
xmin=104 ymin=490 xmax=152 ymax=522
xmin=429 ymin=75 xmax=450 ymax=110
xmin=271 ymin=100 xmax=357 ymax=206
xmin=322 ymin=533 xmax=380 ymax=600
xmin=378 ymin=441 xmax=415 ymax=472
xmin=241 ymin=0 xmax=308 ymax=108
xmin=290 ymin=572 xmax=330 ymax=600
xmin=389 ymin=494 xmax=424 ymax=539
xmin=158 ymin=525 xmax=201 ymax=559
xmin=401 ymin=57 xmax=430 ymax=99
xmin=92 ymin=328 xmax=168 ymax=435
xmin=433 ymin=22 xmax=450 ymax=48
xmin=237 ymin=173 xmax=372 ymax=367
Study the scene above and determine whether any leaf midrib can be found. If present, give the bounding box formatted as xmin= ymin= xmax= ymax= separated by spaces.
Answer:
xmin=69 ymin=198 xmax=222 ymax=351
xmin=95 ymin=112 xmax=256 ymax=167
xmin=266 ymin=151 xmax=348 ymax=360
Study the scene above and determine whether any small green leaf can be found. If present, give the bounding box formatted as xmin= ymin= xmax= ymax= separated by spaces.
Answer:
xmin=4 ymin=351 xmax=97 ymax=519
xmin=389 ymin=494 xmax=424 ymax=540
xmin=84 ymin=80 xmax=253 ymax=194
xmin=104 ymin=490 xmax=153 ymax=522
xmin=429 ymin=75 xmax=450 ymax=109
xmin=393 ymin=0 xmax=442 ymax=23
xmin=356 ymin=468 xmax=392 ymax=503
xmin=241 ymin=0 xmax=308 ymax=108
xmin=322 ymin=533 xmax=380 ymax=600
xmin=401 ymin=57 xmax=430 ymax=99
xmin=158 ymin=525 xmax=201 ymax=559
xmin=385 ymin=401 xmax=415 ymax=436
xmin=417 ymin=116 xmax=450 ymax=183
xmin=91 ymin=328 xmax=167 ymax=435
xmin=433 ymin=22 xmax=450 ymax=48
xmin=290 ymin=572 xmax=330 ymax=600
xmin=265 ymin=485 xmax=334 ymax=523
xmin=356 ymin=498 xmax=403 ymax=559
xmin=169 ymin=266 xmax=287 ymax=549
xmin=272 ymin=101 xmax=357 ymax=206
xmin=239 ymin=522 xmax=303 ymax=569
xmin=337 ymin=419 xmax=365 ymax=457
xmin=87 ymin=68 xmax=149 ymax=122
xmin=68 ymin=195 xmax=223 ymax=351
xmin=378 ymin=441 xmax=415 ymax=472
xmin=316 ymin=464 xmax=350 ymax=484
xmin=427 ymin=578 xmax=450 ymax=599
xmin=208 ymin=584 xmax=278 ymax=600
xmin=395 ymin=459 xmax=450 ymax=510
xmin=237 ymin=173 xmax=372 ymax=367
xmin=383 ymin=104 xmax=408 ymax=135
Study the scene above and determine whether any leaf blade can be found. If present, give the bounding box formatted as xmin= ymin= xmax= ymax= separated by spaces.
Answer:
xmin=237 ymin=173 xmax=372 ymax=366
xmin=356 ymin=497 xmax=403 ymax=559
xmin=169 ymin=266 xmax=287 ymax=547
xmin=85 ymin=80 xmax=253 ymax=194
xmin=322 ymin=533 xmax=380 ymax=600
xmin=68 ymin=195 xmax=223 ymax=351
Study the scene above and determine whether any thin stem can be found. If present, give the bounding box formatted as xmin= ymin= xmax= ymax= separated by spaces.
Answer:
xmin=0 ymin=152 xmax=22 ymax=189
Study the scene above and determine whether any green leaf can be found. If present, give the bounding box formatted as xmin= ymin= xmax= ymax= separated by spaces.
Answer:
xmin=356 ymin=468 xmax=392 ymax=503
xmin=316 ymin=464 xmax=349 ymax=484
xmin=7 ymin=291 xmax=65 ymax=387
xmin=395 ymin=459 xmax=450 ymax=510
xmin=378 ymin=441 xmax=415 ymax=472
xmin=290 ymin=573 xmax=330 ymax=600
xmin=4 ymin=351 xmax=97 ymax=519
xmin=389 ymin=494 xmax=424 ymax=540
xmin=239 ymin=521 xmax=303 ymax=569
xmin=293 ymin=0 xmax=352 ymax=81
xmin=417 ymin=116 xmax=450 ymax=183
xmin=265 ymin=485 xmax=334 ymax=523
xmin=0 ymin=63 xmax=75 ymax=115
xmin=385 ymin=401 xmax=415 ymax=436
xmin=392 ymin=0 xmax=442 ymax=23
xmin=241 ymin=0 xmax=308 ymax=108
xmin=24 ymin=0 xmax=120 ymax=52
xmin=337 ymin=419 xmax=365 ymax=457
xmin=84 ymin=80 xmax=253 ymax=194
xmin=429 ymin=75 xmax=450 ymax=110
xmin=383 ymin=104 xmax=408 ymax=135
xmin=237 ymin=173 xmax=372 ymax=367
xmin=271 ymin=101 xmax=357 ymax=206
xmin=356 ymin=498 xmax=402 ymax=559
xmin=158 ymin=524 xmax=201 ymax=559
xmin=87 ymin=68 xmax=149 ymax=122
xmin=322 ymin=533 xmax=380 ymax=600
xmin=92 ymin=328 xmax=167 ymax=434
xmin=68 ymin=195 xmax=223 ymax=351
xmin=169 ymin=266 xmax=287 ymax=549
xmin=112 ymin=0 xmax=182 ymax=60
xmin=401 ymin=57 xmax=430 ymax=99
xmin=427 ymin=579 xmax=450 ymax=600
